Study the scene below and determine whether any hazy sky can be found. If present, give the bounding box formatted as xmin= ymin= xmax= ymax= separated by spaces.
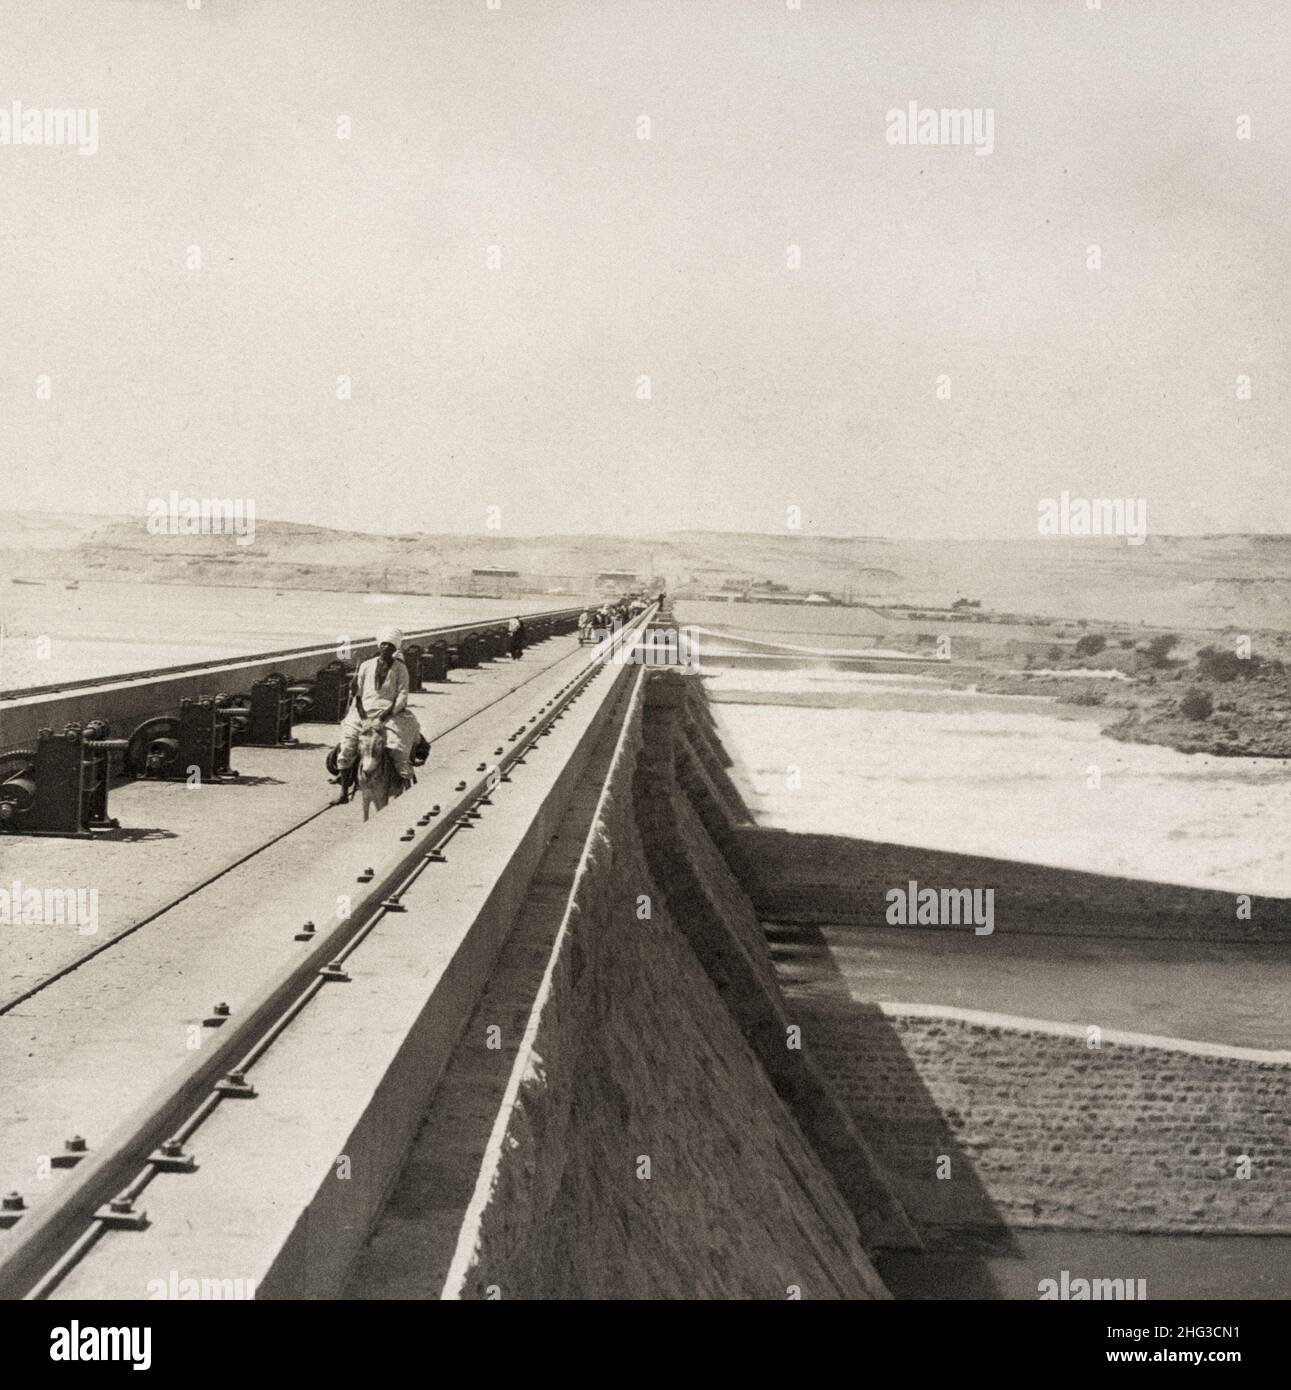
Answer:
xmin=1 ymin=0 xmax=1288 ymax=538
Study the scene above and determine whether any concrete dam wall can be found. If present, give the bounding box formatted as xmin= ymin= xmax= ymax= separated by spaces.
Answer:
xmin=441 ymin=672 xmax=909 ymax=1299
xmin=361 ymin=668 xmax=1288 ymax=1298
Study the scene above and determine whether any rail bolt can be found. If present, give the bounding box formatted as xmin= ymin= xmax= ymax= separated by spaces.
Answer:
xmin=51 ymin=1134 xmax=90 ymax=1169
xmin=149 ymin=1136 xmax=197 ymax=1172
xmin=94 ymin=1194 xmax=148 ymax=1229
xmin=2 ymin=1191 xmax=24 ymax=1211
xmin=215 ymin=1071 xmax=258 ymax=1099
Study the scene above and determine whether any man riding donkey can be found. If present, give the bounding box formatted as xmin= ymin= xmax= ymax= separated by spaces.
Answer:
xmin=333 ymin=625 xmax=424 ymax=807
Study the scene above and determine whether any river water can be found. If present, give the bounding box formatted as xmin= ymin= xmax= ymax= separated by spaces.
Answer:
xmin=703 ymin=666 xmax=1291 ymax=900
xmin=0 ymin=579 xmax=569 ymax=691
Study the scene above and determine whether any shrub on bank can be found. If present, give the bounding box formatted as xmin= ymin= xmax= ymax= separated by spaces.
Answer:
xmin=1196 ymin=645 xmax=1263 ymax=682
xmin=1180 ymin=688 xmax=1214 ymax=721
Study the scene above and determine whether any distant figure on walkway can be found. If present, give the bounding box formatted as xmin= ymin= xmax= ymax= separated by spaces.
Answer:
xmin=577 ymin=608 xmax=592 ymax=640
xmin=508 ymin=615 xmax=526 ymax=660
xmin=334 ymin=626 xmax=422 ymax=802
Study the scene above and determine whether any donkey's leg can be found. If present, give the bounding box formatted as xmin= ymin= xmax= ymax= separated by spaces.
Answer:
xmin=383 ymin=751 xmax=407 ymax=803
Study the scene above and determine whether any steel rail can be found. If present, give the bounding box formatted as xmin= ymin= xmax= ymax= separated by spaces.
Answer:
xmin=0 ymin=609 xmax=655 ymax=1300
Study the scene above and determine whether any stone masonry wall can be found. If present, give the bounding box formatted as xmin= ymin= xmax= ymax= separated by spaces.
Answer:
xmin=635 ymin=673 xmax=917 ymax=1249
xmin=455 ymin=678 xmax=891 ymax=1298
xmin=799 ymin=1001 xmax=1291 ymax=1238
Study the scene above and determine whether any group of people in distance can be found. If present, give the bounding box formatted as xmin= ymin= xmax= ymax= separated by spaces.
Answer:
xmin=577 ymin=593 xmax=648 ymax=642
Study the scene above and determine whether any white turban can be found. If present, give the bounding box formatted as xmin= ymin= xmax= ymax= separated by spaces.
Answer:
xmin=375 ymin=625 xmax=403 ymax=651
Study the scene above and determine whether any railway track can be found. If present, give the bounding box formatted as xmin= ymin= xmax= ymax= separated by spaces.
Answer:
xmin=0 ymin=608 xmax=656 ymax=1300
xmin=0 ymin=624 xmax=596 ymax=1018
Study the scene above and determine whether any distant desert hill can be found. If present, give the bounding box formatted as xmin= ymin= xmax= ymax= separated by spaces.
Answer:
xmin=2 ymin=511 xmax=1289 ymax=632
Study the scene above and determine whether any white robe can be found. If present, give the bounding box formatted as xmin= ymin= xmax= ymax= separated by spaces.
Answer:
xmin=337 ymin=653 xmax=421 ymax=774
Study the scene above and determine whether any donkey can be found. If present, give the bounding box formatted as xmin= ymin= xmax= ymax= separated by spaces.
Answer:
xmin=353 ymin=716 xmax=411 ymax=822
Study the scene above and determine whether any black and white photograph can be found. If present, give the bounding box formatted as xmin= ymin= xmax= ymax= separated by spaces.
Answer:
xmin=0 ymin=0 xmax=1288 ymax=1351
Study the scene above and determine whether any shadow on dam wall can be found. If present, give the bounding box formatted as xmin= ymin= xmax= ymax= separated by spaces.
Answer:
xmin=764 ymin=931 xmax=1015 ymax=1243
xmin=735 ymin=829 xmax=1291 ymax=943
